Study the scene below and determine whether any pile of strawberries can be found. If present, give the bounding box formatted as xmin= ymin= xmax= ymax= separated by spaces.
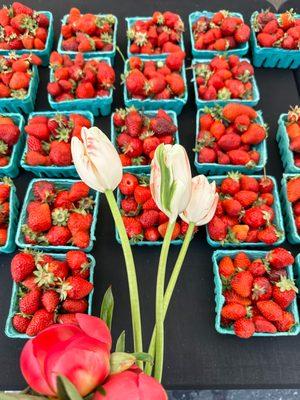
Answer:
xmin=60 ymin=7 xmax=115 ymax=53
xmin=0 ymin=177 xmax=11 ymax=246
xmin=0 ymin=115 xmax=20 ymax=167
xmin=127 ymin=11 xmax=184 ymax=55
xmin=21 ymin=180 xmax=96 ymax=249
xmin=192 ymin=10 xmax=250 ymax=51
xmin=24 ymin=113 xmax=91 ymax=167
xmin=194 ymin=55 xmax=255 ymax=101
xmin=219 ymin=248 xmax=297 ymax=338
xmin=0 ymin=2 xmax=50 ymax=50
xmin=286 ymin=175 xmax=300 ymax=233
xmin=119 ymin=173 xmax=190 ymax=242
xmin=284 ymin=106 xmax=300 ymax=167
xmin=11 ymin=249 xmax=93 ymax=336
xmin=0 ymin=53 xmax=41 ymax=99
xmin=253 ymin=9 xmax=300 ymax=50
xmin=47 ymin=52 xmax=115 ymax=102
xmin=113 ymin=107 xmax=177 ymax=167
xmin=125 ymin=52 xmax=186 ymax=100
xmin=195 ymin=104 xmax=267 ymax=167
xmin=208 ymin=173 xmax=282 ymax=245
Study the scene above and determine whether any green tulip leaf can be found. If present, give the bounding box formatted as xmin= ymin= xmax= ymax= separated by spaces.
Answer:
xmin=0 ymin=394 xmax=47 ymax=400
xmin=57 ymin=375 xmax=83 ymax=400
xmin=115 ymin=330 xmax=125 ymax=352
xmin=110 ymin=352 xmax=136 ymax=375
xmin=100 ymin=286 xmax=114 ymax=330
xmin=96 ymin=386 xmax=106 ymax=396
xmin=132 ymin=352 xmax=153 ymax=364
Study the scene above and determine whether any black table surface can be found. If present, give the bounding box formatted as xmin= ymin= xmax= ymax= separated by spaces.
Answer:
xmin=0 ymin=0 xmax=300 ymax=391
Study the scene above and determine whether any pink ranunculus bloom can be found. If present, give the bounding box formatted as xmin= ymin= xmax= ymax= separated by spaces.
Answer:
xmin=94 ymin=368 xmax=168 ymax=400
xmin=20 ymin=314 xmax=112 ymax=397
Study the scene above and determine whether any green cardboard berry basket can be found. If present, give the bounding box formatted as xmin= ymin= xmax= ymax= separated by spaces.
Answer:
xmin=194 ymin=108 xmax=268 ymax=175
xmin=250 ymin=12 xmax=300 ymax=69
xmin=206 ymin=175 xmax=285 ymax=247
xmin=280 ymin=174 xmax=300 ymax=244
xmin=212 ymin=249 xmax=300 ymax=336
xmin=276 ymin=113 xmax=300 ymax=173
xmin=192 ymin=58 xmax=260 ymax=108
xmin=48 ymin=56 xmax=113 ymax=116
xmin=0 ymin=180 xmax=19 ymax=254
xmin=15 ymin=178 xmax=100 ymax=252
xmin=189 ymin=11 xmax=249 ymax=59
xmin=5 ymin=252 xmax=95 ymax=339
xmin=0 ymin=11 xmax=54 ymax=66
xmin=126 ymin=16 xmax=185 ymax=59
xmin=0 ymin=113 xmax=25 ymax=178
xmin=20 ymin=110 xmax=94 ymax=178
xmin=123 ymin=57 xmax=188 ymax=115
xmin=110 ymin=109 xmax=180 ymax=174
xmin=57 ymin=14 xmax=118 ymax=65
xmin=0 ymin=65 xmax=39 ymax=114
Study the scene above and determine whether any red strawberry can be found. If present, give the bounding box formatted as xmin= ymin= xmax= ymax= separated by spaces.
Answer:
xmin=11 ymin=252 xmax=36 ymax=282
xmin=62 ymin=298 xmax=88 ymax=313
xmin=275 ymin=311 xmax=295 ymax=332
xmin=220 ymin=173 xmax=241 ymax=195
xmin=144 ymin=226 xmax=160 ymax=241
xmin=26 ymin=309 xmax=54 ymax=336
xmin=221 ymin=303 xmax=247 ymax=320
xmin=139 ymin=210 xmax=159 ymax=228
xmin=134 ymin=185 xmax=151 ymax=204
xmin=19 ymin=289 xmax=41 ymax=315
xmin=272 ymin=276 xmax=298 ymax=309
xmin=57 ymin=313 xmax=78 ymax=325
xmin=219 ymin=256 xmax=235 ymax=278
xmin=252 ymin=277 xmax=272 ymax=301
xmin=45 ymin=226 xmax=72 ymax=246
xmin=233 ymin=317 xmax=255 ymax=339
xmin=0 ymin=124 xmax=20 ymax=146
xmin=234 ymin=191 xmax=258 ymax=208
xmin=257 ymin=225 xmax=280 ymax=244
xmin=41 ymin=290 xmax=60 ymax=313
xmin=60 ymin=276 xmax=93 ymax=300
xmin=123 ymin=216 xmax=143 ymax=240
xmin=125 ymin=110 xmax=143 ymax=137
xmin=228 ymin=149 xmax=251 ymax=165
xmin=27 ymin=202 xmax=51 ymax=233
xmin=253 ymin=316 xmax=277 ymax=333
xmin=258 ymin=176 xmax=274 ymax=193
xmin=158 ymin=222 xmax=180 ymax=240
xmin=12 ymin=314 xmax=31 ymax=333
xmin=233 ymin=252 xmax=251 ymax=269
xmin=240 ymin=175 xmax=259 ymax=192
xmin=248 ymin=259 xmax=267 ymax=276
xmin=207 ymin=216 xmax=227 ymax=241
xmin=33 ymin=181 xmax=55 ymax=202
xmin=66 ymin=250 xmax=89 ymax=271
xmin=241 ymin=124 xmax=266 ymax=145
xmin=25 ymin=123 xmax=50 ymax=141
xmin=257 ymin=300 xmax=283 ymax=322
xmin=267 ymin=248 xmax=294 ymax=270
xmin=231 ymin=270 xmax=253 ymax=298
xmin=119 ymin=173 xmax=139 ymax=195
xmin=68 ymin=182 xmax=89 ymax=202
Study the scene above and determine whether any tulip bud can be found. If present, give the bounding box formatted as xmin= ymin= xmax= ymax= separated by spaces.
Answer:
xmin=71 ymin=127 xmax=122 ymax=193
xmin=150 ymin=144 xmax=192 ymax=222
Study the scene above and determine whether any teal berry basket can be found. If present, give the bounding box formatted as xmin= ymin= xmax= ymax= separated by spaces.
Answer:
xmin=280 ymin=174 xmax=300 ymax=244
xmin=206 ymin=174 xmax=285 ymax=247
xmin=212 ymin=249 xmax=300 ymax=337
xmin=48 ymin=56 xmax=113 ymax=116
xmin=295 ymin=254 xmax=300 ymax=291
xmin=123 ymin=58 xmax=188 ymax=115
xmin=57 ymin=14 xmax=118 ymax=65
xmin=15 ymin=178 xmax=100 ymax=252
xmin=276 ymin=113 xmax=300 ymax=173
xmin=116 ymin=175 xmax=183 ymax=246
xmin=0 ymin=113 xmax=25 ymax=178
xmin=111 ymin=109 xmax=180 ymax=174
xmin=194 ymin=108 xmax=268 ymax=175
xmin=0 ymin=181 xmax=19 ymax=254
xmin=250 ymin=12 xmax=300 ymax=69
xmin=192 ymin=58 xmax=260 ymax=108
xmin=126 ymin=16 xmax=185 ymax=58
xmin=0 ymin=11 xmax=54 ymax=66
xmin=0 ymin=65 xmax=39 ymax=114
xmin=20 ymin=110 xmax=94 ymax=178
xmin=189 ymin=11 xmax=249 ymax=59
xmin=5 ymin=253 xmax=95 ymax=339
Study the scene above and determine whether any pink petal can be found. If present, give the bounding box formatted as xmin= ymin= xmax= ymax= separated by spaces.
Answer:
xmin=138 ymin=373 xmax=168 ymax=400
xmin=94 ymin=371 xmax=140 ymax=400
xmin=76 ymin=314 xmax=112 ymax=351
xmin=20 ymin=340 xmax=55 ymax=396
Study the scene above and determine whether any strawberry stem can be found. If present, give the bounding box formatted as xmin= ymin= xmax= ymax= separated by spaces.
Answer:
xmin=105 ymin=189 xmax=143 ymax=367
xmin=116 ymin=45 xmax=126 ymax=63
xmin=145 ymin=222 xmax=194 ymax=376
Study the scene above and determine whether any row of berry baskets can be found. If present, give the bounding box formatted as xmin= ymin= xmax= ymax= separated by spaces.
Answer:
xmin=1 ymin=7 xmax=299 ymax=69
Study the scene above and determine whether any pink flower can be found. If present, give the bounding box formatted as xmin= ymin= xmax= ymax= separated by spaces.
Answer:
xmin=20 ymin=314 xmax=112 ymax=397
xmin=94 ymin=368 xmax=168 ymax=400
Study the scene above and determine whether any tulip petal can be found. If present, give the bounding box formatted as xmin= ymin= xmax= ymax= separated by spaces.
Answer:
xmin=94 ymin=371 xmax=140 ymax=400
xmin=138 ymin=373 xmax=168 ymax=400
xmin=76 ymin=313 xmax=112 ymax=351
xmin=20 ymin=340 xmax=55 ymax=396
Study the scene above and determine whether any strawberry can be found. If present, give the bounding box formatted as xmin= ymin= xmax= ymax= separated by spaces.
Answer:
xmin=41 ymin=290 xmax=60 ymax=313
xmin=222 ymin=198 xmax=242 ymax=217
xmin=234 ymin=190 xmax=258 ymax=208
xmin=287 ymin=176 xmax=300 ymax=203
xmin=27 ymin=202 xmax=52 ymax=233
xmin=119 ymin=173 xmax=139 ymax=195
xmin=62 ymin=298 xmax=88 ymax=313
xmin=144 ymin=226 xmax=160 ymax=241
xmin=125 ymin=109 xmax=143 ymax=136
xmin=33 ymin=181 xmax=55 ymax=202
xmin=57 ymin=313 xmax=78 ymax=324
xmin=248 ymin=259 xmax=267 ymax=276
xmin=228 ymin=149 xmax=251 ymax=165
xmin=272 ymin=276 xmax=298 ymax=309
xmin=257 ymin=225 xmax=280 ymax=245
xmin=26 ymin=309 xmax=54 ymax=336
xmin=25 ymin=123 xmax=50 ymax=141
xmin=68 ymin=182 xmax=89 ymax=202
xmin=219 ymin=256 xmax=235 ymax=278
xmin=233 ymin=317 xmax=255 ymax=339
xmin=220 ymin=172 xmax=241 ymax=195
xmin=0 ymin=124 xmax=20 ymax=146
xmin=121 ymin=197 xmax=139 ymax=214
xmin=19 ymin=289 xmax=41 ymax=315
xmin=223 ymin=103 xmax=257 ymax=122
xmin=257 ymin=300 xmax=283 ymax=322
xmin=241 ymin=124 xmax=266 ymax=145
xmin=275 ymin=311 xmax=295 ymax=332
xmin=12 ymin=314 xmax=31 ymax=333
xmin=67 ymin=212 xmax=92 ymax=235
xmin=267 ymin=248 xmax=294 ymax=269
xmin=45 ymin=226 xmax=72 ymax=246
xmin=221 ymin=303 xmax=247 ymax=320
xmin=258 ymin=176 xmax=274 ymax=193
xmin=158 ymin=222 xmax=180 ymax=240
xmin=233 ymin=252 xmax=251 ymax=269
xmin=126 ymin=69 xmax=147 ymax=96
xmin=252 ymin=277 xmax=272 ymax=301
xmin=66 ymin=250 xmax=89 ymax=271
xmin=231 ymin=270 xmax=253 ymax=298
xmin=253 ymin=316 xmax=277 ymax=333
xmin=11 ymin=252 xmax=36 ymax=282
xmin=12 ymin=2 xmax=33 ymax=16
xmin=207 ymin=216 xmax=227 ymax=241
xmin=139 ymin=210 xmax=159 ymax=228
xmin=123 ymin=216 xmax=143 ymax=240
xmin=60 ymin=276 xmax=93 ymax=300
xmin=134 ymin=185 xmax=151 ymax=204
xmin=165 ymin=73 xmax=185 ymax=96
xmin=26 ymin=151 xmax=50 ymax=166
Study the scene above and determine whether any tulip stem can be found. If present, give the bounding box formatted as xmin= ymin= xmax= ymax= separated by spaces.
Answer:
xmin=146 ymin=222 xmax=195 ymax=376
xmin=154 ymin=220 xmax=176 ymax=382
xmin=105 ymin=190 xmax=143 ymax=367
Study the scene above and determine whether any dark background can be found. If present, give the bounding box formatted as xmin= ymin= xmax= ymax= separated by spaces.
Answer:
xmin=0 ymin=0 xmax=300 ymax=391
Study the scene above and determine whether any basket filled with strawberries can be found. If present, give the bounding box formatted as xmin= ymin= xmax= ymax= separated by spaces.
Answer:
xmin=207 ymin=173 xmax=285 ymax=247
xmin=0 ymin=53 xmax=40 ymax=114
xmin=0 ymin=112 xmax=24 ymax=178
xmin=212 ymin=248 xmax=300 ymax=338
xmin=57 ymin=8 xmax=118 ymax=63
xmin=15 ymin=179 xmax=100 ymax=252
xmin=189 ymin=10 xmax=250 ymax=58
xmin=192 ymin=55 xmax=260 ymax=107
xmin=123 ymin=52 xmax=187 ymax=114
xmin=117 ymin=173 xmax=191 ymax=245
xmin=0 ymin=2 xmax=54 ymax=66
xmin=280 ymin=174 xmax=300 ymax=244
xmin=0 ymin=177 xmax=19 ymax=253
xmin=111 ymin=107 xmax=179 ymax=173
xmin=47 ymin=52 xmax=115 ymax=116
xmin=194 ymin=104 xmax=268 ymax=175
xmin=126 ymin=11 xmax=185 ymax=58
xmin=277 ymin=106 xmax=300 ymax=173
xmin=5 ymin=250 xmax=95 ymax=338
xmin=21 ymin=110 xmax=94 ymax=177
xmin=250 ymin=9 xmax=300 ymax=69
